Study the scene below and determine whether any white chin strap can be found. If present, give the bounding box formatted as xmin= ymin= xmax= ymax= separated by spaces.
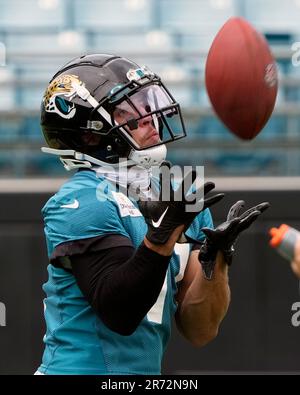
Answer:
xmin=41 ymin=144 xmax=167 ymax=171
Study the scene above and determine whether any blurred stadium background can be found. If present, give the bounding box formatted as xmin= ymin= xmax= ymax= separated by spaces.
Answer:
xmin=1 ymin=0 xmax=300 ymax=177
xmin=1 ymin=0 xmax=300 ymax=375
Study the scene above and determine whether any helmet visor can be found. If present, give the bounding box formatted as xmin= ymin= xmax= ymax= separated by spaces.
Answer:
xmin=111 ymin=84 xmax=186 ymax=150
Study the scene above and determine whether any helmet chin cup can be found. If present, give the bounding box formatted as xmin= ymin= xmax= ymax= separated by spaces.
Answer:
xmin=128 ymin=144 xmax=167 ymax=168
xmin=60 ymin=158 xmax=92 ymax=171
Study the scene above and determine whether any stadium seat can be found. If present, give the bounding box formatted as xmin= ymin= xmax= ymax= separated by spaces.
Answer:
xmin=0 ymin=0 xmax=64 ymax=28
xmin=74 ymin=0 xmax=151 ymax=29
xmin=0 ymin=68 xmax=15 ymax=110
xmin=159 ymin=0 xmax=235 ymax=33
xmin=244 ymin=0 xmax=300 ymax=31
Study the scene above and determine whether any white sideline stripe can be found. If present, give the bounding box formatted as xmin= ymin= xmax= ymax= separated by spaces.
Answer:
xmin=0 ymin=177 xmax=300 ymax=193
xmin=210 ymin=177 xmax=300 ymax=191
xmin=0 ymin=179 xmax=67 ymax=193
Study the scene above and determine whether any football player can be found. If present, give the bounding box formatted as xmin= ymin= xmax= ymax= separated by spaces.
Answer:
xmin=36 ymin=54 xmax=269 ymax=375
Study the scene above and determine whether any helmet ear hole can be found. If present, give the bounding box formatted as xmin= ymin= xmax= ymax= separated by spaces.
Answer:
xmin=81 ymin=131 xmax=102 ymax=146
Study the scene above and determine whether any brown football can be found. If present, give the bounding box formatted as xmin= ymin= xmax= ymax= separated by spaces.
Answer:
xmin=205 ymin=17 xmax=278 ymax=140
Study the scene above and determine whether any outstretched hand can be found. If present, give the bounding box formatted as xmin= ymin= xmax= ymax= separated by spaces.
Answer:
xmin=199 ymin=201 xmax=270 ymax=280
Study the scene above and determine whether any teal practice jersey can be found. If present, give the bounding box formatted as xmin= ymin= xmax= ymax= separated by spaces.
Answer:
xmin=38 ymin=170 xmax=213 ymax=375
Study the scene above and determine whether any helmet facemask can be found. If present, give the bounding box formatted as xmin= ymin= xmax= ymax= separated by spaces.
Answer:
xmin=107 ymin=83 xmax=186 ymax=151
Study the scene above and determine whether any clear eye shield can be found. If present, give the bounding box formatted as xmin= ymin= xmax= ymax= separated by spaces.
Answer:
xmin=110 ymin=84 xmax=186 ymax=150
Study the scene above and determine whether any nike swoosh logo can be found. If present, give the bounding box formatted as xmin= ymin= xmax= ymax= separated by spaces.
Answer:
xmin=152 ymin=207 xmax=169 ymax=228
xmin=61 ymin=199 xmax=79 ymax=209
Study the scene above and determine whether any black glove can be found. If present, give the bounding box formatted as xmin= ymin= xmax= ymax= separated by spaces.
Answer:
xmin=199 ymin=200 xmax=270 ymax=280
xmin=138 ymin=167 xmax=225 ymax=245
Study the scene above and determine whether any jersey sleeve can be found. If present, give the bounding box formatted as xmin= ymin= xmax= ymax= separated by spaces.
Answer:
xmin=43 ymin=186 xmax=130 ymax=258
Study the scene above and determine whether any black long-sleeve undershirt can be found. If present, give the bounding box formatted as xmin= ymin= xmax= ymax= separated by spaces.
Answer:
xmin=52 ymin=235 xmax=171 ymax=336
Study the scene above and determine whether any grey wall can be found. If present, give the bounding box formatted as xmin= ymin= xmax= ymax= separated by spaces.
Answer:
xmin=0 ymin=190 xmax=299 ymax=374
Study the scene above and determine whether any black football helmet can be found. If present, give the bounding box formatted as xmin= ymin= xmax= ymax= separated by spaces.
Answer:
xmin=41 ymin=54 xmax=187 ymax=170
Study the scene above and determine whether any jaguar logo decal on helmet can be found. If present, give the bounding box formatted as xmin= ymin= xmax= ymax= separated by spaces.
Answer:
xmin=43 ymin=74 xmax=82 ymax=119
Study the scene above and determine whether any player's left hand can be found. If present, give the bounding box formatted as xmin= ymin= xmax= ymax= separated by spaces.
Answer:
xmin=199 ymin=200 xmax=270 ymax=280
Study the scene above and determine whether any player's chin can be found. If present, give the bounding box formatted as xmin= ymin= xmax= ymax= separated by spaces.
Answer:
xmin=144 ymin=134 xmax=160 ymax=146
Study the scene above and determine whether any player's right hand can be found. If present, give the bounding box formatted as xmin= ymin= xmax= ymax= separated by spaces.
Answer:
xmin=138 ymin=166 xmax=225 ymax=245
